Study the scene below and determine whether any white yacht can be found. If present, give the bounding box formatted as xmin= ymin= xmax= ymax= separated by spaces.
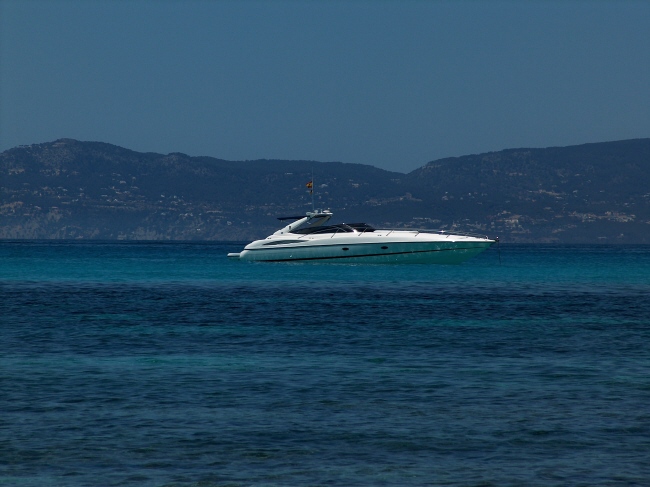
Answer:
xmin=228 ymin=210 xmax=497 ymax=264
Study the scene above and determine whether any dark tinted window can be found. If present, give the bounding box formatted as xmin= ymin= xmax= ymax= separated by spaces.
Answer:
xmin=291 ymin=224 xmax=355 ymax=235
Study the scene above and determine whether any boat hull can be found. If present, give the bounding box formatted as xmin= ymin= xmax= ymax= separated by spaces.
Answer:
xmin=237 ymin=240 xmax=494 ymax=264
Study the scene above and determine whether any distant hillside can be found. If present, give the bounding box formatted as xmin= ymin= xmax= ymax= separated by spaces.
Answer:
xmin=1 ymin=138 xmax=649 ymax=242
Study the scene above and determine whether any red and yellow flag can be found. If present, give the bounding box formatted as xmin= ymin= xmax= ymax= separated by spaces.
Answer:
xmin=305 ymin=181 xmax=313 ymax=189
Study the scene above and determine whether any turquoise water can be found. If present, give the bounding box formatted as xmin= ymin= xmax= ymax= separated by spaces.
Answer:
xmin=1 ymin=242 xmax=649 ymax=486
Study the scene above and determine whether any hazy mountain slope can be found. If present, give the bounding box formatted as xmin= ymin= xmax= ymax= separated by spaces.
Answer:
xmin=1 ymin=138 xmax=649 ymax=242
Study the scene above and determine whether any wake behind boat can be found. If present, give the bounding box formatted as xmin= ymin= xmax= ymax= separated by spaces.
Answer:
xmin=228 ymin=210 xmax=497 ymax=264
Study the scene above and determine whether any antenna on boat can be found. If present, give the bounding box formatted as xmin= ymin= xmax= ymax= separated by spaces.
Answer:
xmin=311 ymin=167 xmax=315 ymax=212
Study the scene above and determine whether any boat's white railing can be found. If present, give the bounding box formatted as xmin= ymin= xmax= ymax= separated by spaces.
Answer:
xmin=293 ymin=225 xmax=356 ymax=238
xmin=295 ymin=225 xmax=493 ymax=241
xmin=384 ymin=228 xmax=492 ymax=239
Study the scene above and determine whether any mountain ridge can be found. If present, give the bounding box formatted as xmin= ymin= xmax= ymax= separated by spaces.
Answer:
xmin=2 ymin=138 xmax=649 ymax=242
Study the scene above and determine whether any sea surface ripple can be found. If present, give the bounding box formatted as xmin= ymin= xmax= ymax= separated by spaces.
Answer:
xmin=1 ymin=242 xmax=649 ymax=486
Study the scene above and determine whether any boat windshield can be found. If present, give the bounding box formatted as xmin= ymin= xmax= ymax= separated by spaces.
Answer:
xmin=345 ymin=223 xmax=375 ymax=233
xmin=290 ymin=223 xmax=375 ymax=235
xmin=291 ymin=224 xmax=355 ymax=235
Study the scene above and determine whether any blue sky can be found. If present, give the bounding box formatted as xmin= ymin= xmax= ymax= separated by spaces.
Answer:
xmin=1 ymin=0 xmax=649 ymax=172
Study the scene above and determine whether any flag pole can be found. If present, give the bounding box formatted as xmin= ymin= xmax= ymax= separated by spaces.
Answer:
xmin=311 ymin=168 xmax=315 ymax=212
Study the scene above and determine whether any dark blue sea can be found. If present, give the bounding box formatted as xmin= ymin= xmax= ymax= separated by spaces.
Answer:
xmin=2 ymin=241 xmax=649 ymax=486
